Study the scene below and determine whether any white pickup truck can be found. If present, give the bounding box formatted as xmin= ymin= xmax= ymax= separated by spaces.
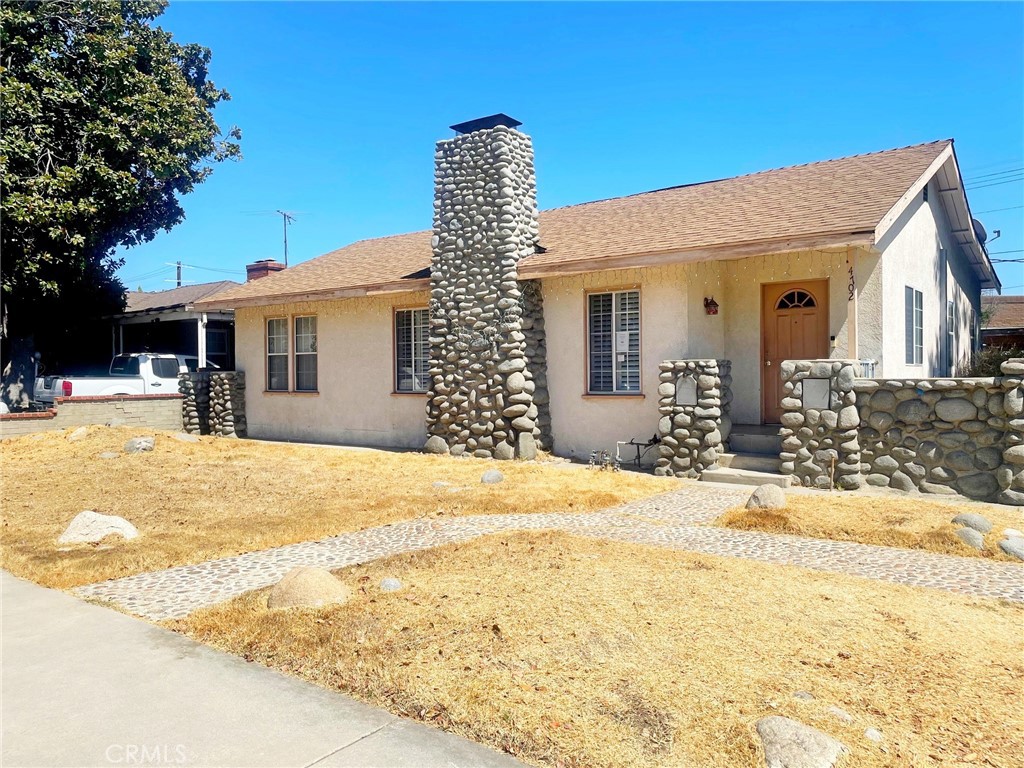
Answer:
xmin=33 ymin=353 xmax=197 ymax=404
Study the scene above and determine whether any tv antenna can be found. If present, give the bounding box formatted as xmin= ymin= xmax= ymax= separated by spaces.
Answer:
xmin=276 ymin=210 xmax=297 ymax=266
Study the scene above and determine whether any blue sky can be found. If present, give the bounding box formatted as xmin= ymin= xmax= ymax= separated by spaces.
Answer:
xmin=121 ymin=1 xmax=1024 ymax=293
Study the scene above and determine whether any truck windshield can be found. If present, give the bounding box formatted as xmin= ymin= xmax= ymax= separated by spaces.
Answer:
xmin=152 ymin=358 xmax=181 ymax=379
xmin=110 ymin=356 xmax=140 ymax=376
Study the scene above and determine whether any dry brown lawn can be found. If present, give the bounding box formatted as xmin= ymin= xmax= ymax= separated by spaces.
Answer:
xmin=0 ymin=427 xmax=675 ymax=589
xmin=173 ymin=532 xmax=1024 ymax=768
xmin=717 ymin=494 xmax=1023 ymax=561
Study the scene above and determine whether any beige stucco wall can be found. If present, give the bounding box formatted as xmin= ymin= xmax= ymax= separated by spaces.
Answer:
xmin=877 ymin=179 xmax=981 ymax=378
xmin=234 ymin=292 xmax=430 ymax=447
xmin=541 ymin=265 xmax=688 ymax=462
xmin=717 ymin=247 xmax=880 ymax=425
xmin=233 ymin=246 xmax=897 ymax=454
xmin=540 ymin=248 xmax=880 ymax=460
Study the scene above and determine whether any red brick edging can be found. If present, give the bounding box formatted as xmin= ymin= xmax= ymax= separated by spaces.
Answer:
xmin=0 ymin=410 xmax=57 ymax=421
xmin=53 ymin=394 xmax=182 ymax=405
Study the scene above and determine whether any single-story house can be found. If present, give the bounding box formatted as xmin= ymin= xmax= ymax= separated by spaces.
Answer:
xmin=110 ymin=281 xmax=238 ymax=369
xmin=981 ymin=294 xmax=1024 ymax=349
xmin=196 ymin=115 xmax=1000 ymax=465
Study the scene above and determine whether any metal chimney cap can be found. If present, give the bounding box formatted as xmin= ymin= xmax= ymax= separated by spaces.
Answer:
xmin=449 ymin=114 xmax=522 ymax=134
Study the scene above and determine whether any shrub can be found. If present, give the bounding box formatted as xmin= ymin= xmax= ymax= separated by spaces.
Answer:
xmin=964 ymin=346 xmax=1024 ymax=377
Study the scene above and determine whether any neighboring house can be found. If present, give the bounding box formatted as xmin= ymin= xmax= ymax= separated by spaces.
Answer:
xmin=110 ymin=281 xmax=239 ymax=369
xmin=981 ymin=295 xmax=1024 ymax=349
xmin=196 ymin=116 xmax=999 ymax=464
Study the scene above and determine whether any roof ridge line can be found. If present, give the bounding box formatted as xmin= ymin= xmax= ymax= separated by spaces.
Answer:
xmin=542 ymin=139 xmax=954 ymax=213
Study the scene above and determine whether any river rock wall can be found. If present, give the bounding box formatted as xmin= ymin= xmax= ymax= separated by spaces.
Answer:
xmin=777 ymin=358 xmax=1024 ymax=504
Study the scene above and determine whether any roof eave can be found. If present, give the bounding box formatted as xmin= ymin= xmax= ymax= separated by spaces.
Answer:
xmin=519 ymin=231 xmax=876 ymax=280
xmin=194 ymin=278 xmax=432 ymax=311
xmin=875 ymin=141 xmax=1001 ymax=292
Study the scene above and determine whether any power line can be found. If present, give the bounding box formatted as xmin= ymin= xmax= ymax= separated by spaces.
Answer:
xmin=179 ymin=263 xmax=245 ymax=275
xmin=963 ymin=158 xmax=1024 ymax=173
xmin=121 ymin=266 xmax=172 ymax=283
xmin=988 ymin=249 xmax=1024 ymax=255
xmin=975 ymin=205 xmax=1024 ymax=214
xmin=963 ymin=167 xmax=1024 ymax=182
xmin=966 ymin=176 xmax=1023 ymax=191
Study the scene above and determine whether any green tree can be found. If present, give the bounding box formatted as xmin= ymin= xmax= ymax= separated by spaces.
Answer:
xmin=0 ymin=0 xmax=239 ymax=399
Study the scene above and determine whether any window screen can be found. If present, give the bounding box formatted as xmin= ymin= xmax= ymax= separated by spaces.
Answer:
xmin=588 ymin=290 xmax=641 ymax=393
xmin=267 ymin=318 xmax=289 ymax=391
xmin=905 ymin=287 xmax=923 ymax=365
xmin=395 ymin=309 xmax=429 ymax=392
xmin=294 ymin=316 xmax=317 ymax=392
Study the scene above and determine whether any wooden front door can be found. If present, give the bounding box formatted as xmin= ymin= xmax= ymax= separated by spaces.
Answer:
xmin=761 ymin=280 xmax=829 ymax=423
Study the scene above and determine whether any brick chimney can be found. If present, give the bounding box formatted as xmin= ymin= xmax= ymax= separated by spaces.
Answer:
xmin=246 ymin=259 xmax=286 ymax=281
xmin=423 ymin=114 xmax=547 ymax=460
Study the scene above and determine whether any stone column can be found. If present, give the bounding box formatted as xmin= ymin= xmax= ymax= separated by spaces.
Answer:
xmin=998 ymin=358 xmax=1024 ymax=505
xmin=423 ymin=118 xmax=541 ymax=460
xmin=654 ymin=359 xmax=731 ymax=477
xmin=778 ymin=359 xmax=862 ymax=489
xmin=178 ymin=372 xmax=210 ymax=435
xmin=209 ymin=371 xmax=247 ymax=438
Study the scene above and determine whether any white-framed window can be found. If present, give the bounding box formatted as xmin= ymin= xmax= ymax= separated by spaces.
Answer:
xmin=395 ymin=308 xmax=429 ymax=393
xmin=905 ymin=287 xmax=923 ymax=365
xmin=588 ymin=289 xmax=641 ymax=393
xmin=294 ymin=316 xmax=318 ymax=392
xmin=946 ymin=300 xmax=956 ymax=375
xmin=266 ymin=318 xmax=289 ymax=391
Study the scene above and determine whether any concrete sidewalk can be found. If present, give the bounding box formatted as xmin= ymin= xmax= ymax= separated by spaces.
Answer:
xmin=1 ymin=572 xmax=523 ymax=768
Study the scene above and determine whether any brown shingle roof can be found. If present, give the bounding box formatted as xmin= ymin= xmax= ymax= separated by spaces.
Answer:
xmin=123 ymin=281 xmax=240 ymax=313
xmin=198 ymin=140 xmax=951 ymax=308
xmin=983 ymin=295 xmax=1024 ymax=330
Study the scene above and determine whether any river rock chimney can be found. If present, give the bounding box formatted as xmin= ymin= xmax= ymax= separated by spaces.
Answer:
xmin=423 ymin=115 xmax=543 ymax=460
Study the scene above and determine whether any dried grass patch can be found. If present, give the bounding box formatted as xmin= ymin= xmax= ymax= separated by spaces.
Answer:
xmin=717 ymin=494 xmax=1023 ymax=561
xmin=172 ymin=532 xmax=1024 ymax=768
xmin=0 ymin=427 xmax=675 ymax=589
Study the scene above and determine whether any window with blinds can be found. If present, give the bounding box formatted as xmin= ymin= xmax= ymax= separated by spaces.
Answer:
xmin=588 ymin=290 xmax=641 ymax=393
xmin=294 ymin=316 xmax=318 ymax=391
xmin=395 ymin=308 xmax=429 ymax=393
xmin=267 ymin=318 xmax=289 ymax=391
xmin=905 ymin=287 xmax=923 ymax=365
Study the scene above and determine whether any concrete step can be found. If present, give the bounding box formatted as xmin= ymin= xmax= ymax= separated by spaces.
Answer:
xmin=700 ymin=466 xmax=793 ymax=488
xmin=728 ymin=429 xmax=781 ymax=456
xmin=718 ymin=452 xmax=781 ymax=473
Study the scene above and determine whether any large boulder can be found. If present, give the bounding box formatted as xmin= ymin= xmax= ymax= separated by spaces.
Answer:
xmin=423 ymin=435 xmax=449 ymax=455
xmin=999 ymin=537 xmax=1024 ymax=562
xmin=954 ymin=527 xmax=984 ymax=550
xmin=58 ymin=511 xmax=139 ymax=544
xmin=746 ymin=484 xmax=787 ymax=510
xmin=266 ymin=567 xmax=352 ymax=610
xmin=481 ymin=469 xmax=505 ymax=484
xmin=951 ymin=512 xmax=993 ymax=534
xmin=756 ymin=716 xmax=848 ymax=768
xmin=124 ymin=436 xmax=155 ymax=454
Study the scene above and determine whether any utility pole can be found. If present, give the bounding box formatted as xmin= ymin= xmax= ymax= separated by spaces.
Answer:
xmin=176 ymin=261 xmax=182 ymax=288
xmin=276 ymin=211 xmax=296 ymax=266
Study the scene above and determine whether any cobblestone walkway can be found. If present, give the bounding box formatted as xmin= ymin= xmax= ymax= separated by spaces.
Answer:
xmin=75 ymin=484 xmax=1024 ymax=621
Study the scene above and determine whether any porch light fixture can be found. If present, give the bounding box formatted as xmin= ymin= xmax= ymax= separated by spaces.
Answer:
xmin=703 ymin=296 xmax=719 ymax=315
